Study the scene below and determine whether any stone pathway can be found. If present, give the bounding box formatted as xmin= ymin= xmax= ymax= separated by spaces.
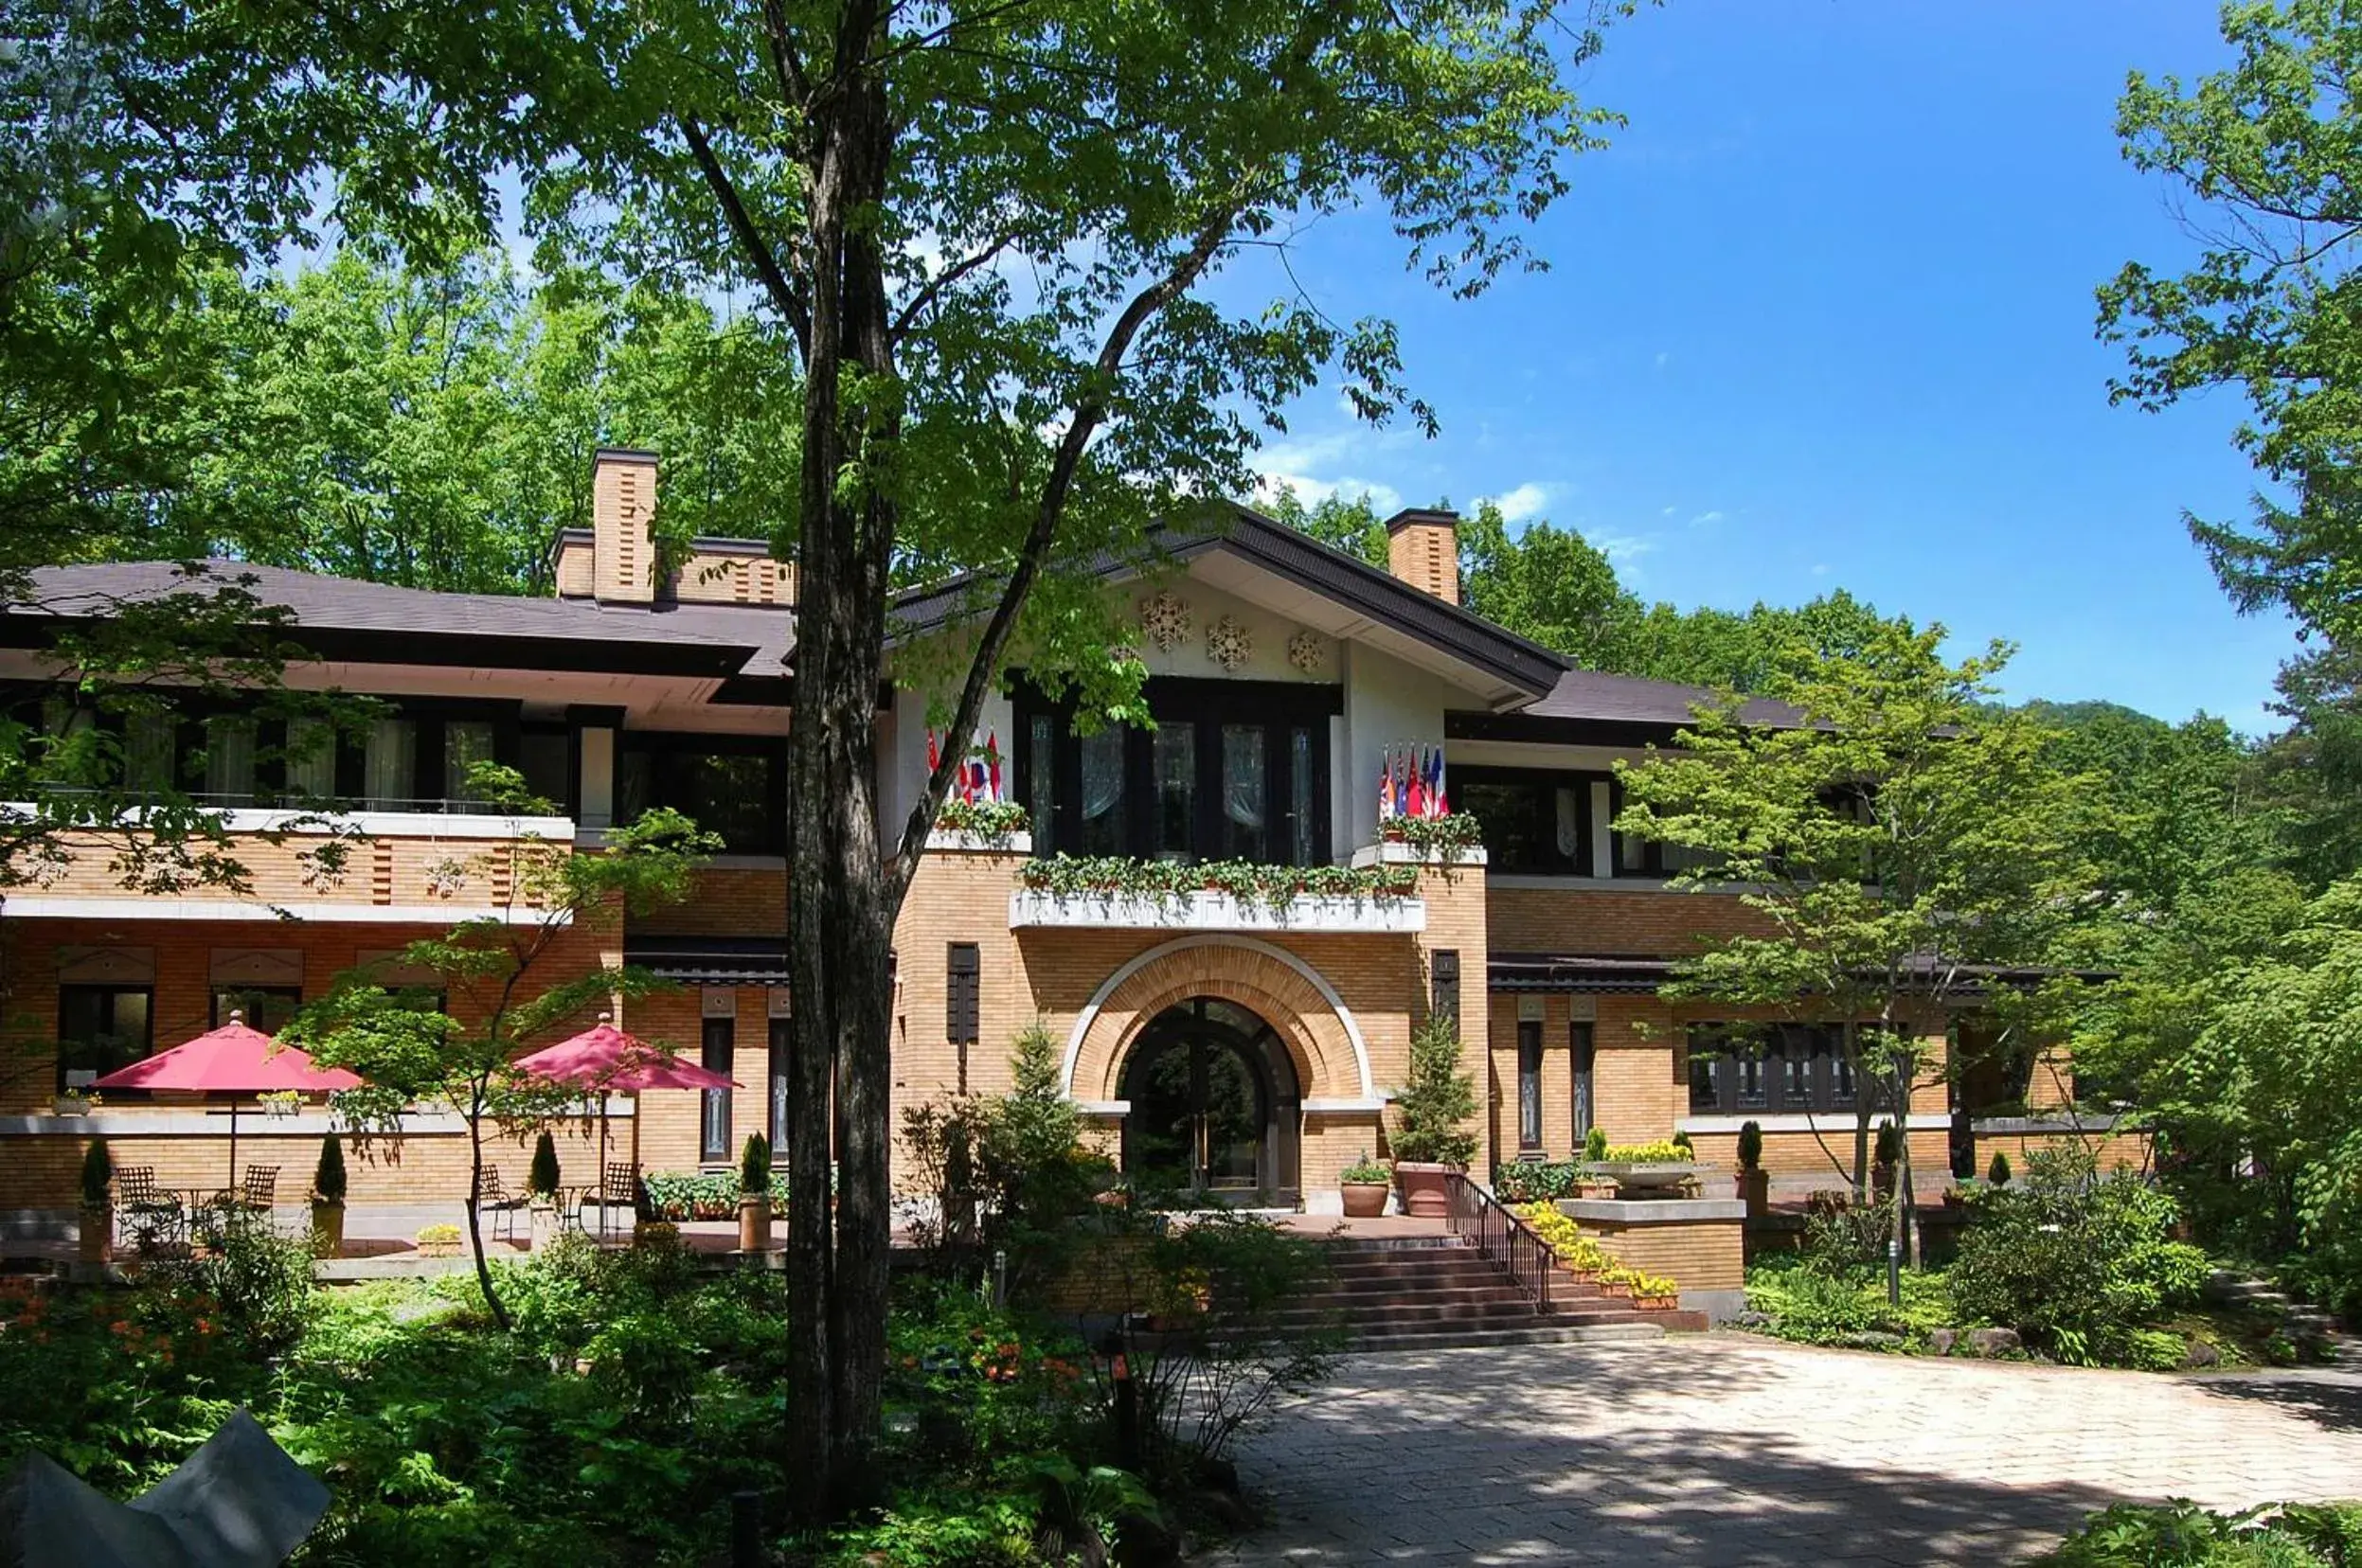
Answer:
xmin=1211 ymin=1336 xmax=2362 ymax=1565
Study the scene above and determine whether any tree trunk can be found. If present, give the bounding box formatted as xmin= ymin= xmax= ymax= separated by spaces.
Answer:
xmin=1847 ymin=1022 xmax=1870 ymax=1202
xmin=784 ymin=14 xmax=899 ymax=1523
xmin=465 ymin=1094 xmax=509 ymax=1331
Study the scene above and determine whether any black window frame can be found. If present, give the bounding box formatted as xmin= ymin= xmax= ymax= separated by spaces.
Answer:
xmin=700 ymin=1016 xmax=735 ymax=1164
xmin=57 ymin=984 xmax=153 ymax=1094
xmin=1430 ymin=949 xmax=1459 ymax=1023
xmin=1011 ymin=675 xmax=1337 ymax=867
xmin=946 ymin=942 xmax=980 ymax=1046
xmin=1450 ymin=764 xmax=1617 ymax=877
xmin=617 ymin=729 xmax=791 ymax=855
xmin=1687 ymin=1023 xmax=1873 ymax=1116
xmin=211 ymin=985 xmax=303 ymax=1035
xmin=1515 ymin=1018 xmax=1544 ymax=1152
xmin=768 ymin=1014 xmax=791 ymax=1155
xmin=1570 ymin=1021 xmax=1596 ymax=1145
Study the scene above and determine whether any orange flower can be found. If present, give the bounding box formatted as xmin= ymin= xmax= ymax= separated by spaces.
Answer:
xmin=109 ymin=1320 xmax=130 ymax=1336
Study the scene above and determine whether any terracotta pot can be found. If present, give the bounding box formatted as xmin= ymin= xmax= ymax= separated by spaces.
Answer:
xmin=1872 ymin=1163 xmax=1896 ymax=1204
xmin=1601 ymin=1280 xmax=1632 ymax=1298
xmin=1340 ymin=1181 xmax=1388 ymax=1219
xmin=1636 ymin=1294 xmax=1678 ymax=1311
xmin=310 ymin=1202 xmax=345 ymax=1259
xmin=79 ymin=1204 xmax=111 ymax=1264
xmin=738 ymin=1192 xmax=772 ymax=1252
xmin=1738 ymin=1167 xmax=1769 ymax=1220
xmin=528 ymin=1200 xmax=559 ymax=1253
xmin=636 ymin=1221 xmax=680 ymax=1248
xmin=1393 ymin=1162 xmax=1454 ymax=1219
xmin=416 ymin=1238 xmax=459 ymax=1257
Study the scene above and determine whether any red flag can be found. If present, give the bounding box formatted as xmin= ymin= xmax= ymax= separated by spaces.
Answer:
xmin=986 ymin=730 xmax=1003 ymax=803
xmin=1406 ymin=750 xmax=1426 ymax=818
xmin=926 ymin=729 xmax=939 ymax=775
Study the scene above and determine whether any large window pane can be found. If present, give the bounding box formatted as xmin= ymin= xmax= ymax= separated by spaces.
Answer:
xmin=1290 ymin=726 xmax=1315 ymax=866
xmin=213 ymin=986 xmax=300 ymax=1035
xmin=1078 ymin=727 xmax=1125 ymax=855
xmin=1687 ymin=1046 xmax=1720 ymax=1114
xmin=686 ymin=753 xmax=775 ymax=852
xmin=58 ymin=986 xmax=151 ymax=1092
xmin=205 ymin=716 xmax=257 ymax=804
xmin=282 ymin=717 xmax=336 ymax=802
xmin=1028 ymin=715 xmax=1056 ymax=846
xmin=1516 ymin=1021 xmax=1543 ymax=1150
xmin=365 ymin=720 xmax=416 ymax=810
xmin=124 ymin=712 xmax=174 ymax=796
xmin=519 ymin=729 xmax=570 ymax=812
xmin=701 ymin=1018 xmax=734 ymax=1162
xmin=768 ymin=1017 xmax=791 ymax=1155
xmin=444 ymin=721 xmax=496 ymax=809
xmin=1153 ymin=722 xmax=1195 ymax=860
xmin=1221 ymin=725 xmax=1265 ymax=862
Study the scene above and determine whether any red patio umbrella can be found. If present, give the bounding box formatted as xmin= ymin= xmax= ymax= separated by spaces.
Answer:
xmin=511 ymin=1013 xmax=737 ymax=1192
xmin=92 ymin=1012 xmax=362 ymax=1192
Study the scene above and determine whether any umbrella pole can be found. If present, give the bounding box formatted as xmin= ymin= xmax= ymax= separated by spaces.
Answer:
xmin=228 ymin=1099 xmax=240 ymax=1195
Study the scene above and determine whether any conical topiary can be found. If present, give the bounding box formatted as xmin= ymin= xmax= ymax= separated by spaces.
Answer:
xmin=80 ymin=1138 xmax=113 ymax=1209
xmin=741 ymin=1131 xmax=772 ymax=1196
xmin=313 ymin=1132 xmax=348 ymax=1205
xmin=1986 ymin=1149 xmax=2012 ymax=1186
xmin=528 ymin=1131 xmax=561 ymax=1198
xmin=1736 ymin=1119 xmax=1763 ymax=1171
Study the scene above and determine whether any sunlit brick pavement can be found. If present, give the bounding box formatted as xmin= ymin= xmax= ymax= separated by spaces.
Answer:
xmin=1210 ymin=1336 xmax=2362 ymax=1565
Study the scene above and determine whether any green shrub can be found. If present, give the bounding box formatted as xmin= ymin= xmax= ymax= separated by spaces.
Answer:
xmin=1802 ymin=1195 xmax=1897 ymax=1276
xmin=1672 ymin=1130 xmax=1694 ymax=1155
xmin=1737 ymin=1120 xmax=1763 ymax=1170
xmin=1743 ymin=1256 xmax=1953 ymax=1349
xmin=1493 ymin=1159 xmax=1581 ymax=1203
xmin=1989 ymin=1149 xmax=2013 ymax=1185
xmin=637 ymin=1171 xmax=737 ymax=1221
xmin=1874 ymin=1119 xmax=1903 ymax=1167
xmin=1584 ymin=1125 xmax=1609 ymax=1163
xmin=1339 ymin=1151 xmax=1389 ymax=1185
xmin=80 ymin=1138 xmax=113 ymax=1208
xmin=150 ymin=1205 xmax=316 ymax=1355
xmin=740 ymin=1131 xmax=771 ymax=1196
xmin=313 ymin=1132 xmax=347 ymax=1205
xmin=2032 ymin=1500 xmax=2362 ymax=1566
xmin=1948 ymin=1144 xmax=2210 ymax=1365
xmin=528 ymin=1131 xmax=560 ymax=1198
xmin=1390 ymin=1011 xmax=1477 ymax=1166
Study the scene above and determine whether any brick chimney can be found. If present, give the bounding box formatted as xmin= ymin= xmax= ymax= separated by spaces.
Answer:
xmin=592 ymin=448 xmax=659 ymax=604
xmin=1385 ymin=508 xmax=1460 ymax=604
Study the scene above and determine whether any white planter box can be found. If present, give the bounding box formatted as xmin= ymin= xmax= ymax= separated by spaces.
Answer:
xmin=1350 ymin=842 xmax=1488 ymax=868
xmin=926 ymin=829 xmax=1033 ymax=854
xmin=1009 ymin=889 xmax=1424 ymax=934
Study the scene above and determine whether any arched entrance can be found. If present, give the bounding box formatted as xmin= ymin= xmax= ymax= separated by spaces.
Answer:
xmin=1118 ymin=998 xmax=1301 ymax=1203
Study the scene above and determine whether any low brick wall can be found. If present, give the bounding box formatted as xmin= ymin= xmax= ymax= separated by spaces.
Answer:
xmin=1558 ymin=1196 xmax=1746 ymax=1322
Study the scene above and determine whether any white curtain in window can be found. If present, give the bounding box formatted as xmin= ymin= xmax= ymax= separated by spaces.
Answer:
xmin=365 ymin=720 xmax=416 ymax=810
xmin=124 ymin=712 xmax=174 ymax=796
xmin=1222 ymin=726 xmax=1264 ymax=829
xmin=1554 ymin=786 xmax=1581 ymax=859
xmin=1080 ymin=727 xmax=1123 ymax=822
xmin=283 ymin=717 xmax=335 ymax=800
xmin=205 ymin=717 xmax=257 ymax=803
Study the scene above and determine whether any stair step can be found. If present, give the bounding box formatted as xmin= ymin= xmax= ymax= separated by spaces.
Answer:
xmin=1347 ymin=1321 xmax=1670 ymax=1352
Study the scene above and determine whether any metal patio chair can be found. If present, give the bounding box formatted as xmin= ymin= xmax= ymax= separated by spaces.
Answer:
xmin=115 ymin=1167 xmax=185 ymax=1255
xmin=476 ymin=1167 xmax=528 ymax=1244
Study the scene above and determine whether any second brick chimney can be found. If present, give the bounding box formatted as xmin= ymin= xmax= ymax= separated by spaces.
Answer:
xmin=591 ymin=448 xmax=660 ymax=604
xmin=1385 ymin=507 xmax=1460 ymax=604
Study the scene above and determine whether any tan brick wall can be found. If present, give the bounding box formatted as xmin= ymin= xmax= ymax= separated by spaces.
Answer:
xmin=1576 ymin=1212 xmax=1745 ymax=1292
xmin=1486 ymin=885 xmax=1769 ymax=956
xmin=669 ymin=549 xmax=795 ymax=607
xmin=23 ymin=829 xmax=564 ymax=916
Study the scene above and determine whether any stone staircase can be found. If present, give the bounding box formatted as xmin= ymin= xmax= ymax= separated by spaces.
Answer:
xmin=1285 ymin=1234 xmax=1706 ymax=1352
xmin=2206 ymin=1269 xmax=2359 ymax=1364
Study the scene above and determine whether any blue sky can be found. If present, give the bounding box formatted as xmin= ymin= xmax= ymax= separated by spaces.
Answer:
xmin=1231 ymin=1 xmax=2299 ymax=731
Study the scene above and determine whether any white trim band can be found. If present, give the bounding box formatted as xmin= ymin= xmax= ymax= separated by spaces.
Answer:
xmin=0 ymin=896 xmax=571 ymax=926
xmin=1677 ymin=1113 xmax=1952 ymax=1134
xmin=1011 ymin=890 xmax=1424 ymax=934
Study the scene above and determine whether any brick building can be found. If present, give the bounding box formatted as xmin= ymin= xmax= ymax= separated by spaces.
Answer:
xmin=0 ymin=449 xmax=2037 ymax=1231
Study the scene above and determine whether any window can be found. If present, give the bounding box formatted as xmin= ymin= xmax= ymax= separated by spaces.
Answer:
xmin=212 ymin=986 xmax=301 ymax=1036
xmin=946 ymin=943 xmax=980 ymax=1045
xmin=617 ymin=734 xmax=786 ymax=854
xmin=1689 ymin=1025 xmax=1867 ymax=1115
xmin=1516 ymin=1020 xmax=1544 ymax=1151
xmin=1571 ymin=1022 xmax=1596 ymax=1143
xmin=1430 ymin=950 xmax=1459 ymax=1022
xmin=365 ymin=719 xmax=417 ymax=810
xmin=124 ymin=712 xmax=174 ymax=796
xmin=701 ymin=1017 xmax=734 ymax=1163
xmin=283 ymin=717 xmax=337 ymax=801
xmin=58 ymin=986 xmax=152 ymax=1092
xmin=519 ymin=727 xmax=571 ymax=812
xmin=768 ymin=1016 xmax=791 ymax=1154
xmin=444 ymin=720 xmax=496 ymax=809
xmin=204 ymin=715 xmax=258 ymax=804
xmin=1453 ymin=766 xmax=1610 ymax=876
xmin=1014 ymin=676 xmax=1335 ymax=866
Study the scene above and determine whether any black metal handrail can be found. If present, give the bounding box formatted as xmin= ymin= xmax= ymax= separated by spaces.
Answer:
xmin=1443 ymin=1171 xmax=1552 ymax=1311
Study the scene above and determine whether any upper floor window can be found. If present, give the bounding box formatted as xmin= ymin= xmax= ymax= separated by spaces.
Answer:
xmin=617 ymin=732 xmax=784 ymax=855
xmin=1687 ymin=1024 xmax=1874 ymax=1116
xmin=1454 ymin=766 xmax=1610 ymax=876
xmin=1013 ymin=676 xmax=1336 ymax=866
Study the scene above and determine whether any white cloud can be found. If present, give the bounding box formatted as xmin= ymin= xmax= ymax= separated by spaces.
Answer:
xmin=1482 ymin=482 xmax=1553 ymax=525
xmin=1811 ymin=562 xmax=1830 ymax=577
xmin=1660 ymin=505 xmax=1677 ymax=518
xmin=1582 ymin=528 xmax=1657 ymax=569
xmin=1691 ymin=509 xmax=1727 ymax=526
xmin=1655 ymin=351 xmax=1671 ymax=370
xmin=1253 ymin=471 xmax=1403 ymax=515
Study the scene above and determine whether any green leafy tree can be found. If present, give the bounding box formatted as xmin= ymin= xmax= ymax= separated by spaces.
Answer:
xmin=1389 ymin=1009 xmax=1479 ymax=1167
xmin=1257 ymin=489 xmax=1388 ymax=567
xmin=265 ymin=0 xmax=1642 ymax=1513
xmin=1615 ymin=625 xmax=2095 ymax=1261
xmin=1457 ymin=502 xmax=1643 ymax=669
xmin=286 ymin=765 xmax=720 ymax=1327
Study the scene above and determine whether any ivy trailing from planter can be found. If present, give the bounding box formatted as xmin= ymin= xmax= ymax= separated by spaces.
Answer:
xmin=936 ymin=797 xmax=1031 ymax=843
xmin=1378 ymin=811 xmax=1484 ymax=857
xmin=1016 ymin=853 xmax=1418 ymax=911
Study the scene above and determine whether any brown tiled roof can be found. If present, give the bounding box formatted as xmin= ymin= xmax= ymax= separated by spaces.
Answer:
xmin=7 ymin=560 xmax=794 ymax=679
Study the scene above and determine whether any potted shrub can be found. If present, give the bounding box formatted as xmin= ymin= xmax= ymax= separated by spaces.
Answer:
xmin=1597 ymin=1264 xmax=1637 ymax=1299
xmin=1339 ymin=1151 xmax=1391 ymax=1219
xmin=527 ymin=1130 xmax=561 ymax=1251
xmin=1735 ymin=1118 xmax=1769 ymax=1218
xmin=1986 ymin=1149 xmax=2012 ymax=1187
xmin=1388 ymin=1011 xmax=1478 ymax=1217
xmin=311 ymin=1132 xmax=348 ymax=1258
xmin=739 ymin=1131 xmax=774 ymax=1252
xmin=1632 ymin=1272 xmax=1680 ymax=1310
xmin=1576 ymin=1126 xmax=1619 ymax=1197
xmin=78 ymin=1137 xmax=113 ymax=1265
xmin=1872 ymin=1120 xmax=1902 ymax=1203
xmin=415 ymin=1223 xmax=461 ymax=1257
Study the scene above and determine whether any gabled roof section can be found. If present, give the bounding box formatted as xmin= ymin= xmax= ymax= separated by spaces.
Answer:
xmin=890 ymin=502 xmax=1570 ymax=702
xmin=1449 ymin=668 xmax=1808 ymax=744
xmin=6 ymin=560 xmax=794 ymax=680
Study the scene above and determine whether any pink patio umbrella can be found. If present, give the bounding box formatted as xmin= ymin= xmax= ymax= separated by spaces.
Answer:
xmin=510 ymin=1013 xmax=737 ymax=1191
xmin=92 ymin=1012 xmax=362 ymax=1192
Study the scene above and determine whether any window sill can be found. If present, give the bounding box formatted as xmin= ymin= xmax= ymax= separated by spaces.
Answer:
xmin=1009 ymin=889 xmax=1424 ymax=934
xmin=1678 ymin=1113 xmax=1951 ymax=1134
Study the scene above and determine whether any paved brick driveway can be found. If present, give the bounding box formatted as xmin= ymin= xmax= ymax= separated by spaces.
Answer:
xmin=1213 ymin=1336 xmax=2362 ymax=1565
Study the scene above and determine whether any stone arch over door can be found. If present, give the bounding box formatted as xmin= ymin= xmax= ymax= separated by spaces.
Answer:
xmin=1060 ymin=935 xmax=1376 ymax=1107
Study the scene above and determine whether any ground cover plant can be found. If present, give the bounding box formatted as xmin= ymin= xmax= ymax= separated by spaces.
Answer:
xmin=2033 ymin=1501 xmax=2362 ymax=1566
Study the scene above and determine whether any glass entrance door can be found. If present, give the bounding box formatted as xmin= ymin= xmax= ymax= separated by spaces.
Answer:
xmin=1120 ymin=998 xmax=1298 ymax=1198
